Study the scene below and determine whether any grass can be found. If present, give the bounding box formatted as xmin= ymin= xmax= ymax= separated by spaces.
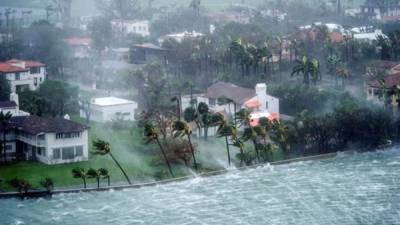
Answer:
xmin=0 ymin=116 xmax=189 ymax=191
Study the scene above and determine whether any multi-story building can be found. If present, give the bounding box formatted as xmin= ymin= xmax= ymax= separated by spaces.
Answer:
xmin=0 ymin=59 xmax=46 ymax=93
xmin=182 ymin=82 xmax=280 ymax=127
xmin=111 ymin=20 xmax=150 ymax=37
xmin=0 ymin=94 xmax=89 ymax=165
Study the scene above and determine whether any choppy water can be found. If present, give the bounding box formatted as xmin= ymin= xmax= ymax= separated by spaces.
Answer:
xmin=1 ymin=149 xmax=400 ymax=225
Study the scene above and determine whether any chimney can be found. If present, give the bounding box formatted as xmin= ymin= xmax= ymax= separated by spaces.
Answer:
xmin=255 ymin=83 xmax=268 ymax=111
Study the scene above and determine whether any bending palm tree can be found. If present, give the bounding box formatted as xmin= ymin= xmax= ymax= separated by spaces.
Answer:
xmin=72 ymin=167 xmax=88 ymax=189
xmin=99 ymin=168 xmax=110 ymax=186
xmin=92 ymin=139 xmax=132 ymax=185
xmin=217 ymin=121 xmax=235 ymax=166
xmin=231 ymin=127 xmax=245 ymax=166
xmin=87 ymin=168 xmax=102 ymax=188
xmin=0 ymin=112 xmax=12 ymax=162
xmin=173 ymin=120 xmax=198 ymax=170
xmin=144 ymin=124 xmax=174 ymax=177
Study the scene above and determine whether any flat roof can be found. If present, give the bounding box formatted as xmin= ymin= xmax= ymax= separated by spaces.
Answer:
xmin=92 ymin=97 xmax=137 ymax=106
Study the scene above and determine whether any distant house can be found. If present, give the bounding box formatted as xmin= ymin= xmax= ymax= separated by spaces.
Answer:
xmin=366 ymin=72 xmax=400 ymax=106
xmin=81 ymin=97 xmax=138 ymax=123
xmin=182 ymin=82 xmax=279 ymax=126
xmin=0 ymin=59 xmax=46 ymax=93
xmin=64 ymin=37 xmax=92 ymax=59
xmin=0 ymin=97 xmax=88 ymax=164
xmin=130 ymin=43 xmax=167 ymax=64
xmin=111 ymin=20 xmax=150 ymax=37
xmin=359 ymin=2 xmax=400 ymax=22
xmin=365 ymin=60 xmax=399 ymax=79
xmin=208 ymin=11 xmax=251 ymax=24
xmin=0 ymin=93 xmax=30 ymax=117
xmin=158 ymin=31 xmax=204 ymax=44
xmin=352 ymin=28 xmax=387 ymax=42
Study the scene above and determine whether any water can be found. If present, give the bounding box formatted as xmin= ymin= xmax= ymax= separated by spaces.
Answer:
xmin=1 ymin=149 xmax=400 ymax=225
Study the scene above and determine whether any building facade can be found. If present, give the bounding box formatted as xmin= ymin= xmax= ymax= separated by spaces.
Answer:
xmin=81 ymin=97 xmax=138 ymax=123
xmin=0 ymin=59 xmax=46 ymax=93
xmin=111 ymin=20 xmax=150 ymax=37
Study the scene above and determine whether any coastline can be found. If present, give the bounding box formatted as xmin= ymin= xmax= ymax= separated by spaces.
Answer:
xmin=0 ymin=150 xmax=355 ymax=199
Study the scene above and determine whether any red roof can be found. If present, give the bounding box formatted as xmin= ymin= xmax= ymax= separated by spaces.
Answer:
xmin=0 ymin=59 xmax=45 ymax=73
xmin=329 ymin=32 xmax=344 ymax=43
xmin=370 ymin=72 xmax=400 ymax=88
xmin=64 ymin=37 xmax=92 ymax=46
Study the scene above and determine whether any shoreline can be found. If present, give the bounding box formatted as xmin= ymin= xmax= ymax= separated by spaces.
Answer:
xmin=0 ymin=150 xmax=355 ymax=199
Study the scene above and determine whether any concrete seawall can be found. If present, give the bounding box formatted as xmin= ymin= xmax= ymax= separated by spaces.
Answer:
xmin=0 ymin=150 xmax=355 ymax=199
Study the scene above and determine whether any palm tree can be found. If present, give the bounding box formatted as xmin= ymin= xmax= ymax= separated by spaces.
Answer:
xmin=0 ymin=111 xmax=12 ymax=163
xmin=231 ymin=127 xmax=245 ymax=166
xmin=40 ymin=177 xmax=54 ymax=193
xmin=189 ymin=0 xmax=201 ymax=16
xmin=72 ymin=167 xmax=87 ymax=189
xmin=310 ymin=59 xmax=321 ymax=86
xmin=99 ymin=168 xmax=110 ymax=186
xmin=217 ymin=121 xmax=235 ymax=166
xmin=9 ymin=178 xmax=32 ymax=195
xmin=144 ymin=124 xmax=174 ymax=177
xmin=172 ymin=120 xmax=198 ymax=170
xmin=336 ymin=67 xmax=350 ymax=88
xmin=242 ymin=127 xmax=261 ymax=163
xmin=87 ymin=168 xmax=102 ymax=188
xmin=291 ymin=56 xmax=320 ymax=86
xmin=271 ymin=121 xmax=291 ymax=159
xmin=92 ymin=139 xmax=132 ymax=185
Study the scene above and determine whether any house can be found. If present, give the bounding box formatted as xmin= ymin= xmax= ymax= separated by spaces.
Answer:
xmin=64 ymin=37 xmax=92 ymax=59
xmin=0 ymin=59 xmax=46 ymax=93
xmin=359 ymin=1 xmax=400 ymax=22
xmin=0 ymin=95 xmax=88 ymax=164
xmin=366 ymin=72 xmax=400 ymax=106
xmin=130 ymin=43 xmax=167 ymax=64
xmin=111 ymin=20 xmax=150 ymax=37
xmin=0 ymin=93 xmax=30 ymax=117
xmin=158 ymin=31 xmax=204 ymax=44
xmin=365 ymin=60 xmax=399 ymax=79
xmin=352 ymin=28 xmax=387 ymax=42
xmin=208 ymin=11 xmax=251 ymax=24
xmin=182 ymin=82 xmax=279 ymax=126
xmin=81 ymin=97 xmax=138 ymax=123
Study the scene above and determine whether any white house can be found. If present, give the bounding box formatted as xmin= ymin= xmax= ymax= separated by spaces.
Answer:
xmin=111 ymin=19 xmax=150 ymax=37
xmin=0 ymin=59 xmax=46 ymax=93
xmin=81 ymin=97 xmax=138 ymax=123
xmin=64 ymin=37 xmax=93 ymax=59
xmin=182 ymin=82 xmax=280 ymax=126
xmin=0 ymin=96 xmax=89 ymax=165
xmin=352 ymin=28 xmax=387 ymax=42
xmin=158 ymin=31 xmax=204 ymax=44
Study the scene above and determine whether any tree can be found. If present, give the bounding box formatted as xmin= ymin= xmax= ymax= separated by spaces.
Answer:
xmin=9 ymin=178 xmax=32 ymax=195
xmin=40 ymin=177 xmax=54 ymax=193
xmin=172 ymin=120 xmax=198 ymax=170
xmin=189 ymin=0 xmax=201 ymax=17
xmin=93 ymin=139 xmax=132 ymax=185
xmin=88 ymin=17 xmax=112 ymax=54
xmin=0 ymin=111 xmax=12 ymax=163
xmin=217 ymin=121 xmax=235 ymax=166
xmin=171 ymin=96 xmax=181 ymax=120
xmin=144 ymin=124 xmax=174 ymax=177
xmin=99 ymin=168 xmax=111 ymax=186
xmin=87 ymin=168 xmax=102 ymax=189
xmin=72 ymin=167 xmax=88 ymax=189
xmin=0 ymin=76 xmax=10 ymax=101
xmin=291 ymin=56 xmax=320 ymax=86
xmin=271 ymin=120 xmax=291 ymax=159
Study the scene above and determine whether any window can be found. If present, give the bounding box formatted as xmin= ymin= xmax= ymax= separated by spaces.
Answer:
xmin=266 ymin=101 xmax=269 ymax=109
xmin=15 ymin=72 xmax=20 ymax=80
xmin=30 ymin=67 xmax=40 ymax=74
xmin=53 ymin=148 xmax=61 ymax=159
xmin=210 ymin=98 xmax=216 ymax=106
xmin=62 ymin=147 xmax=75 ymax=160
xmin=39 ymin=147 xmax=46 ymax=156
xmin=5 ymin=145 xmax=12 ymax=151
xmin=75 ymin=146 xmax=83 ymax=157
xmin=34 ymin=77 xmax=38 ymax=86
xmin=56 ymin=132 xmax=81 ymax=139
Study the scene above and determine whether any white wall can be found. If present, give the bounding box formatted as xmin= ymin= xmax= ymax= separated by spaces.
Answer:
xmin=6 ymin=66 xmax=46 ymax=92
xmin=85 ymin=103 xmax=138 ymax=123
xmin=111 ymin=20 xmax=150 ymax=36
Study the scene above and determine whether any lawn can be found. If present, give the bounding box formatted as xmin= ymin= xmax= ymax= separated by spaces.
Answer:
xmin=0 ymin=117 xmax=190 ymax=191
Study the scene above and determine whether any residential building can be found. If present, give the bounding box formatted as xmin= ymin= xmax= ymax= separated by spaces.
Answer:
xmin=352 ymin=28 xmax=387 ymax=42
xmin=81 ymin=97 xmax=138 ymax=123
xmin=111 ymin=20 xmax=150 ymax=37
xmin=0 ymin=59 xmax=46 ymax=93
xmin=130 ymin=43 xmax=167 ymax=64
xmin=359 ymin=1 xmax=400 ymax=22
xmin=64 ymin=37 xmax=93 ymax=59
xmin=366 ymin=72 xmax=400 ymax=106
xmin=158 ymin=31 xmax=204 ymax=44
xmin=182 ymin=82 xmax=280 ymax=126
xmin=0 ymin=93 xmax=30 ymax=116
xmin=208 ymin=11 xmax=251 ymax=24
xmin=0 ymin=95 xmax=88 ymax=164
